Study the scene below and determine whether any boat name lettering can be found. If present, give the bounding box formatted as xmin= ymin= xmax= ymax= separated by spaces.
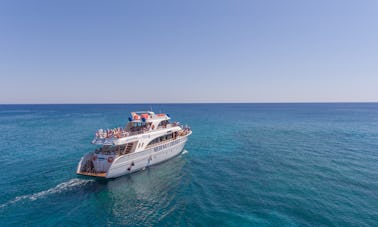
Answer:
xmin=153 ymin=139 xmax=182 ymax=152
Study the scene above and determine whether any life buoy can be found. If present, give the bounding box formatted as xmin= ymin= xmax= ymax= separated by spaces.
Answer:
xmin=108 ymin=156 xmax=114 ymax=163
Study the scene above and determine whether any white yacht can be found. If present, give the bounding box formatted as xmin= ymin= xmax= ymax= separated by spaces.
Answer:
xmin=76 ymin=111 xmax=192 ymax=178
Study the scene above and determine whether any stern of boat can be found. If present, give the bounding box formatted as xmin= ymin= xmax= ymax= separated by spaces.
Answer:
xmin=76 ymin=152 xmax=115 ymax=178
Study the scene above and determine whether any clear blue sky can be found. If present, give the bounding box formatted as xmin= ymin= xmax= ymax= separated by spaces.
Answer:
xmin=1 ymin=0 xmax=377 ymax=103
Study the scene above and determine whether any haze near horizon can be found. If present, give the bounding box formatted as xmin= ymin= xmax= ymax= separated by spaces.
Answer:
xmin=0 ymin=0 xmax=377 ymax=104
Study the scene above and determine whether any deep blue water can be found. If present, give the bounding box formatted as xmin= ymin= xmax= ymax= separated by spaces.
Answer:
xmin=0 ymin=103 xmax=378 ymax=226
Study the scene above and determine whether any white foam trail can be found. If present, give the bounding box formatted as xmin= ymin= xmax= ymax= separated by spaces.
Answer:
xmin=0 ymin=178 xmax=94 ymax=208
xmin=182 ymin=150 xmax=189 ymax=155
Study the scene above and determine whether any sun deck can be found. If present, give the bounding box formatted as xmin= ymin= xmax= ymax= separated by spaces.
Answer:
xmin=92 ymin=122 xmax=181 ymax=145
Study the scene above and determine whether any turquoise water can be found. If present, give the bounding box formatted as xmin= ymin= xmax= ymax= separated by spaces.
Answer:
xmin=0 ymin=103 xmax=378 ymax=226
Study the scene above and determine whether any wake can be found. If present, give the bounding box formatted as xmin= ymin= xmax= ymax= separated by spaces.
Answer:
xmin=0 ymin=178 xmax=94 ymax=209
xmin=182 ymin=149 xmax=189 ymax=155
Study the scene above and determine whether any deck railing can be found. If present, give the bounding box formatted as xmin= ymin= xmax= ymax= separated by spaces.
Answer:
xmin=93 ymin=123 xmax=182 ymax=141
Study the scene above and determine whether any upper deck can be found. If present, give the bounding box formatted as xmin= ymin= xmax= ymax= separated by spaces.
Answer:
xmin=91 ymin=111 xmax=183 ymax=145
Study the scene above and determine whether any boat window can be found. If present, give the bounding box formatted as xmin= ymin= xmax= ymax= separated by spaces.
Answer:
xmin=97 ymin=144 xmax=133 ymax=156
xmin=147 ymin=133 xmax=175 ymax=146
xmin=158 ymin=120 xmax=169 ymax=128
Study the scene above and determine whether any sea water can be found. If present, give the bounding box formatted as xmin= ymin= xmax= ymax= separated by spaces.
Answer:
xmin=0 ymin=103 xmax=377 ymax=226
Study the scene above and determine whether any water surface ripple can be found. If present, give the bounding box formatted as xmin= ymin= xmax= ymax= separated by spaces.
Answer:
xmin=0 ymin=103 xmax=377 ymax=226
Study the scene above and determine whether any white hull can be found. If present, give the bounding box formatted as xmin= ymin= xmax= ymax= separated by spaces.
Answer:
xmin=77 ymin=134 xmax=190 ymax=179
xmin=107 ymin=135 xmax=188 ymax=178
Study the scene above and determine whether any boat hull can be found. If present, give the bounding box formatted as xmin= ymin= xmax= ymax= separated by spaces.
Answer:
xmin=107 ymin=136 xmax=188 ymax=178
xmin=77 ymin=134 xmax=190 ymax=179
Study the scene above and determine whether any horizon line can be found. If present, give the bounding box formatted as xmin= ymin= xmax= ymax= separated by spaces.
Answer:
xmin=1 ymin=101 xmax=378 ymax=105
